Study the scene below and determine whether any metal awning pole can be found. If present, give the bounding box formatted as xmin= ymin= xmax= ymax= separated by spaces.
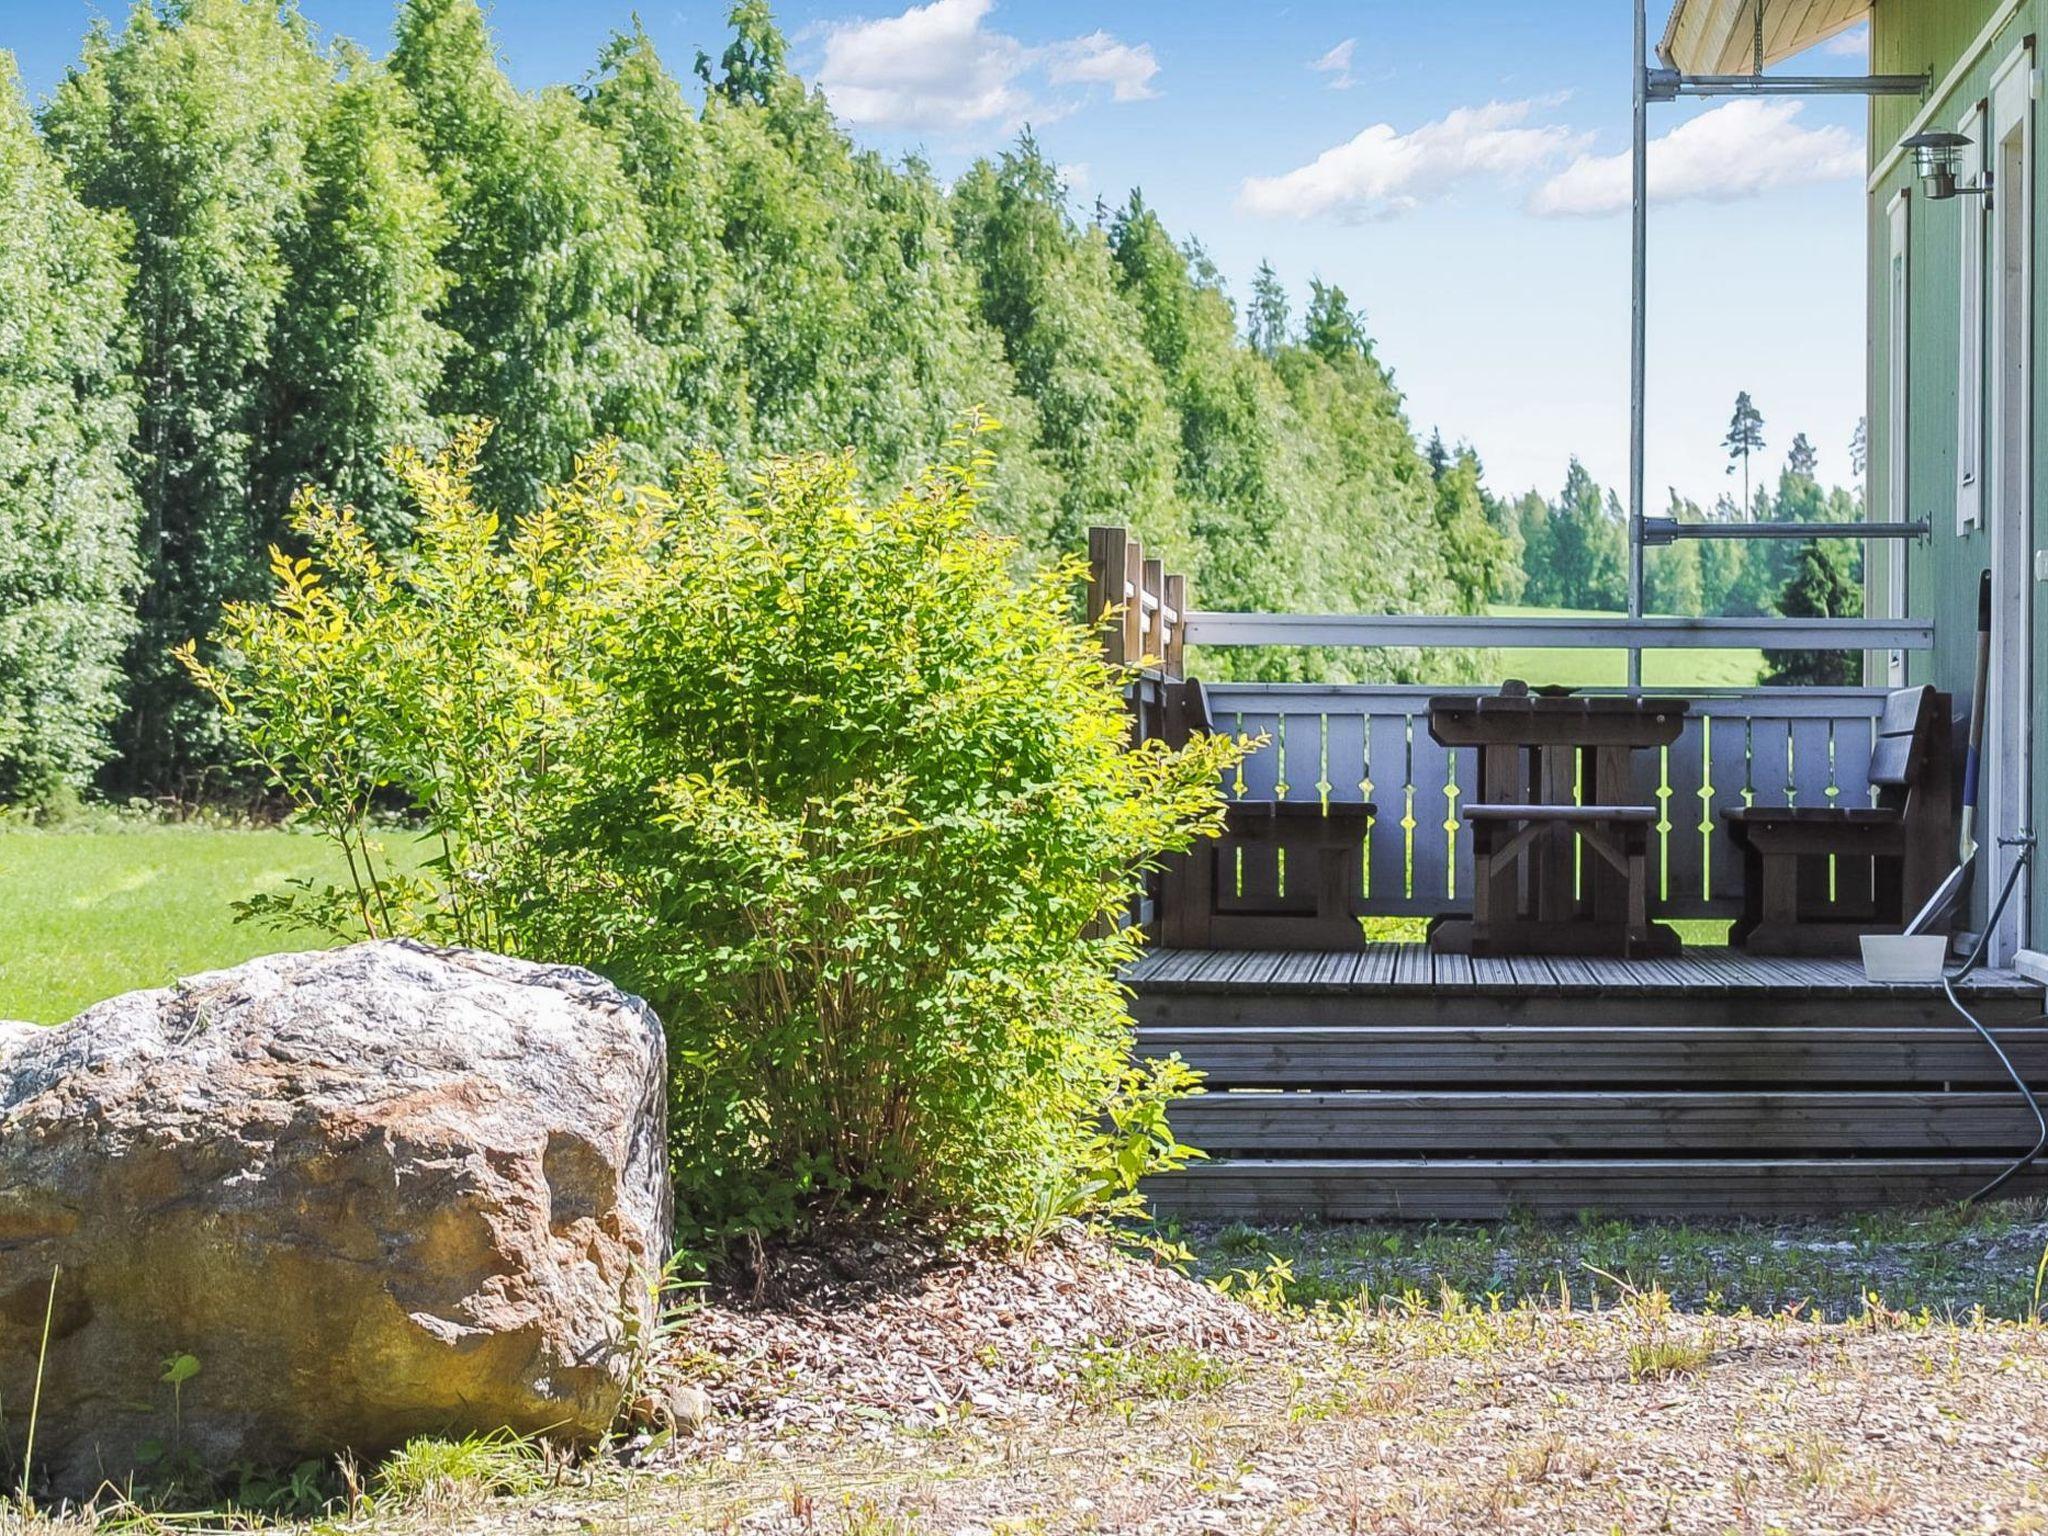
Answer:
xmin=1627 ymin=0 xmax=1648 ymax=691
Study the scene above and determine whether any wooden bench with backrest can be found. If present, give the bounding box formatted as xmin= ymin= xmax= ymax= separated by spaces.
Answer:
xmin=1153 ymin=678 xmax=1376 ymax=951
xmin=1722 ymin=684 xmax=1954 ymax=956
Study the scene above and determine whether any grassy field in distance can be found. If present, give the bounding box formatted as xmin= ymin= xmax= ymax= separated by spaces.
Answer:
xmin=1472 ymin=605 xmax=1765 ymax=690
xmin=0 ymin=822 xmax=419 ymax=1025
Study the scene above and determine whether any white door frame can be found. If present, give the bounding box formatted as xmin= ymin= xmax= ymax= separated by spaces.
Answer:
xmin=1986 ymin=43 xmax=2034 ymax=960
xmin=1882 ymin=190 xmax=1911 ymax=687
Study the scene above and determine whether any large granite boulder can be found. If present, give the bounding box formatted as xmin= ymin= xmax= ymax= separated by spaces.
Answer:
xmin=0 ymin=941 xmax=671 ymax=1496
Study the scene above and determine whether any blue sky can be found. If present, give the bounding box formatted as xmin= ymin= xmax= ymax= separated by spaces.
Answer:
xmin=4 ymin=0 xmax=1873 ymax=509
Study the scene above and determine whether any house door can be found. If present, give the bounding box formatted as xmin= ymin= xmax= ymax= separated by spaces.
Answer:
xmin=1987 ymin=46 xmax=2034 ymax=960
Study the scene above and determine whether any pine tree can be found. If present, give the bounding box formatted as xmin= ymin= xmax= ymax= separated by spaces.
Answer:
xmin=0 ymin=56 xmax=141 ymax=804
xmin=1763 ymin=540 xmax=1862 ymax=685
xmin=1723 ymin=390 xmax=1766 ymax=517
xmin=1849 ymin=416 xmax=1868 ymax=480
xmin=1786 ymin=431 xmax=1817 ymax=482
xmin=1425 ymin=427 xmax=1449 ymax=483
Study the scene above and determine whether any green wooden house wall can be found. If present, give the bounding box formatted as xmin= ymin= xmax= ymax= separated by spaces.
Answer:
xmin=1867 ymin=0 xmax=2045 ymax=939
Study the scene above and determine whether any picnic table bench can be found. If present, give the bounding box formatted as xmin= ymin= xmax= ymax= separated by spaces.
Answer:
xmin=1429 ymin=685 xmax=1688 ymax=957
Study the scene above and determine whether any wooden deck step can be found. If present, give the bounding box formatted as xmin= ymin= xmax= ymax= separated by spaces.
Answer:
xmin=1138 ymin=1024 xmax=2048 ymax=1089
xmin=1132 ymin=990 xmax=2047 ymax=1032
xmin=1170 ymin=1090 xmax=2047 ymax=1153
xmin=1144 ymin=1158 xmax=2048 ymax=1221
xmin=1126 ymin=947 xmax=2048 ymax=1220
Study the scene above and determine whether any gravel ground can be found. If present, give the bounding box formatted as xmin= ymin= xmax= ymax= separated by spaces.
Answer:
xmin=17 ymin=1228 xmax=2048 ymax=1534
xmin=553 ymin=1229 xmax=2048 ymax=1534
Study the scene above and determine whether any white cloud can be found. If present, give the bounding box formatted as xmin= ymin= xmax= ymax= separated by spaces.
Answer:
xmin=1528 ymin=99 xmax=1862 ymax=217
xmin=1044 ymin=31 xmax=1159 ymax=102
xmin=1822 ymin=22 xmax=1869 ymax=57
xmin=817 ymin=0 xmax=1157 ymax=134
xmin=1238 ymin=101 xmax=1581 ymax=221
xmin=1311 ymin=37 xmax=1357 ymax=91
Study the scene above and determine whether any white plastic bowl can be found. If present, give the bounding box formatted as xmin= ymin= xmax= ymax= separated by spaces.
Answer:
xmin=1859 ymin=933 xmax=1950 ymax=984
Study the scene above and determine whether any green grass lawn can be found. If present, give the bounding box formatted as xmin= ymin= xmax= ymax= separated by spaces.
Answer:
xmin=1473 ymin=604 xmax=1764 ymax=690
xmin=0 ymin=822 xmax=413 ymax=1024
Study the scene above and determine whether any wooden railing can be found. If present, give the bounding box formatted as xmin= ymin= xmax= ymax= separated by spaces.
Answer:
xmin=1086 ymin=526 xmax=1184 ymax=679
xmin=1199 ymin=683 xmax=1901 ymax=922
xmin=1082 ymin=526 xmax=1942 ymax=937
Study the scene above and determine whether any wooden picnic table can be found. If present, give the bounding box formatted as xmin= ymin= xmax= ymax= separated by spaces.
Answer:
xmin=1427 ymin=687 xmax=1690 ymax=957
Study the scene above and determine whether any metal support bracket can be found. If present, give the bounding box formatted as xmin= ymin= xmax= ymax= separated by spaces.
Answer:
xmin=1640 ymin=518 xmax=1933 ymax=547
xmin=1647 ymin=69 xmax=1930 ymax=100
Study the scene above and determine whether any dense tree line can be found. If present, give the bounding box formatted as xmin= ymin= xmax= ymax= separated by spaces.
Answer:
xmin=0 ymin=1 xmax=1864 ymax=804
xmin=1504 ymin=428 xmax=1863 ymax=641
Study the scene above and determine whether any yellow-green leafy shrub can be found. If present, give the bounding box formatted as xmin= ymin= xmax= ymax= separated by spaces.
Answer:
xmin=182 ymin=423 xmax=1240 ymax=1240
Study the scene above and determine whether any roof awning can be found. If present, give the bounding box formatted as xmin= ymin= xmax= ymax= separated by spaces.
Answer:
xmin=1659 ymin=0 xmax=1869 ymax=73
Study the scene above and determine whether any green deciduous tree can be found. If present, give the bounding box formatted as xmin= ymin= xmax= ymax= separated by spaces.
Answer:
xmin=0 ymin=56 xmax=141 ymax=804
xmin=1266 ymin=280 xmax=1458 ymax=677
xmin=10 ymin=0 xmax=1558 ymax=798
xmin=1246 ymin=259 xmax=1289 ymax=358
xmin=265 ymin=45 xmax=454 ymax=546
xmin=1431 ymin=444 xmax=1514 ymax=614
xmin=1535 ymin=459 xmax=1628 ymax=611
xmin=42 ymin=0 xmax=329 ymax=794
xmin=581 ymin=21 xmax=736 ymax=464
xmin=952 ymin=140 xmax=1184 ymax=560
xmin=392 ymin=0 xmax=658 ymax=512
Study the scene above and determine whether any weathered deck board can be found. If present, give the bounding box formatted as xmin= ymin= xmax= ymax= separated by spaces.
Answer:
xmin=1137 ymin=1023 xmax=2048 ymax=1087
xmin=1168 ymin=1090 xmax=2047 ymax=1152
xmin=1123 ymin=944 xmax=2039 ymax=998
xmin=1142 ymin=1158 xmax=2048 ymax=1220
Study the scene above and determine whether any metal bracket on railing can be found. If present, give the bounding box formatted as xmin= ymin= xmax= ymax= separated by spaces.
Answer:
xmin=1640 ymin=517 xmax=1932 ymax=547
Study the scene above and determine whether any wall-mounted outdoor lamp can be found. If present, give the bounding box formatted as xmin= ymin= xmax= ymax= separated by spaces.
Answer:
xmin=1903 ymin=130 xmax=1992 ymax=201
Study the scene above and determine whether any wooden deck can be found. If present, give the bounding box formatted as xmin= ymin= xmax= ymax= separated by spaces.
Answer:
xmin=1128 ymin=945 xmax=2048 ymax=1221
xmin=1124 ymin=944 xmax=2040 ymax=997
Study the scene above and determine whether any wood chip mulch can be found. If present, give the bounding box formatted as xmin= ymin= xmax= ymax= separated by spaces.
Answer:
xmin=670 ymin=1226 xmax=1279 ymax=1440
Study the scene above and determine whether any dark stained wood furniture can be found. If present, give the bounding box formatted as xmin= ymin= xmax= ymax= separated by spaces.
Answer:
xmin=1723 ymin=684 xmax=1954 ymax=956
xmin=1429 ymin=686 xmax=1689 ymax=956
xmin=1155 ymin=678 xmax=1377 ymax=951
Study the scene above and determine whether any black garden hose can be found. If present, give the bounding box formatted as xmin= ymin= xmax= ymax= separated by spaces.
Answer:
xmin=1945 ymin=845 xmax=2045 ymax=1206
